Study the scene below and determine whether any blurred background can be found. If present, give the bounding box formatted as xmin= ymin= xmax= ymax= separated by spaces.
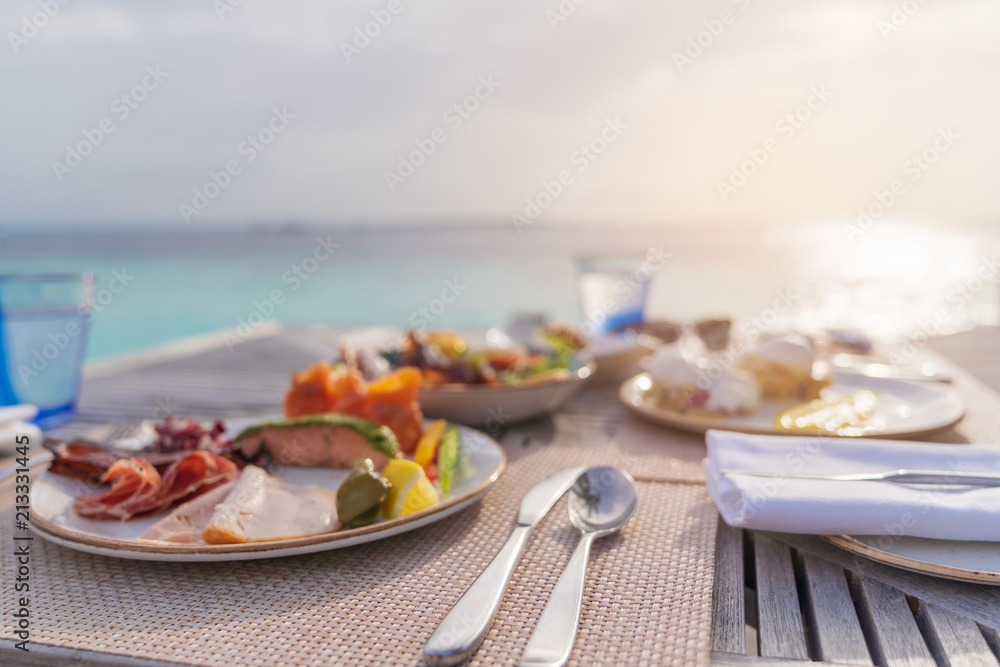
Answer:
xmin=3 ymin=0 xmax=999 ymax=359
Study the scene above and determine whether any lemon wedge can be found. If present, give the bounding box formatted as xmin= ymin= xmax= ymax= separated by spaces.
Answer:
xmin=380 ymin=459 xmax=440 ymax=519
xmin=775 ymin=389 xmax=881 ymax=435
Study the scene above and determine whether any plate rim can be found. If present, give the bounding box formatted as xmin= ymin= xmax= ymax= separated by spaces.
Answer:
xmin=618 ymin=372 xmax=965 ymax=438
xmin=27 ymin=425 xmax=506 ymax=561
xmin=824 ymin=534 xmax=1000 ymax=585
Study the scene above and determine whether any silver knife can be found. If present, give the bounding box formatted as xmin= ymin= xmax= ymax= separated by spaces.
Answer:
xmin=824 ymin=358 xmax=952 ymax=383
xmin=424 ymin=466 xmax=587 ymax=666
xmin=722 ymin=468 xmax=1000 ymax=486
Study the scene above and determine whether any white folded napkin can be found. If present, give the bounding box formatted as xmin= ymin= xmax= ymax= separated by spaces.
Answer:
xmin=704 ymin=429 xmax=1000 ymax=541
xmin=0 ymin=404 xmax=42 ymax=454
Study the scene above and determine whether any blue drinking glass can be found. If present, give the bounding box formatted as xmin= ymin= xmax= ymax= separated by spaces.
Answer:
xmin=0 ymin=273 xmax=94 ymax=429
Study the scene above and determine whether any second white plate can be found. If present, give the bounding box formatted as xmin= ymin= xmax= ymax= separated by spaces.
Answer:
xmin=619 ymin=371 xmax=964 ymax=438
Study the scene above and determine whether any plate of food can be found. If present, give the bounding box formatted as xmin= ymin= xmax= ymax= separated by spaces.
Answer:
xmin=619 ymin=333 xmax=964 ymax=438
xmin=376 ymin=327 xmax=595 ymax=425
xmin=824 ymin=535 xmax=1000 ymax=585
xmin=28 ymin=363 xmax=506 ymax=561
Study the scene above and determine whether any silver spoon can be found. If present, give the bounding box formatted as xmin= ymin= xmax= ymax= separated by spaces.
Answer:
xmin=519 ymin=467 xmax=639 ymax=667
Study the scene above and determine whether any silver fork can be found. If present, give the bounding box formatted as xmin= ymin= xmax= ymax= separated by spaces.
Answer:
xmin=0 ymin=416 xmax=149 ymax=483
xmin=102 ymin=415 xmax=147 ymax=446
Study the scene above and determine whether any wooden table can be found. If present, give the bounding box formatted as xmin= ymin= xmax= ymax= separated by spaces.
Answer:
xmin=8 ymin=324 xmax=1000 ymax=666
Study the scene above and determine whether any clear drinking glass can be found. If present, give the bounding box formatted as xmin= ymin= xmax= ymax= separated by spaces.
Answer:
xmin=0 ymin=273 xmax=93 ymax=429
xmin=575 ymin=254 xmax=651 ymax=335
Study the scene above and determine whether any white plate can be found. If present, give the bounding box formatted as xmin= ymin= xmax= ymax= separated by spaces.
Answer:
xmin=826 ymin=534 xmax=1000 ymax=585
xmin=619 ymin=370 xmax=964 ymax=438
xmin=418 ymin=354 xmax=595 ymax=426
xmin=27 ymin=423 xmax=505 ymax=562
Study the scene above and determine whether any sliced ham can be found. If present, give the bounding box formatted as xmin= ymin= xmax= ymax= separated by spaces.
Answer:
xmin=72 ymin=451 xmax=240 ymax=521
xmin=156 ymin=451 xmax=239 ymax=509
xmin=139 ymin=481 xmax=237 ymax=544
xmin=203 ymin=466 xmax=339 ymax=544
xmin=74 ymin=459 xmax=162 ymax=520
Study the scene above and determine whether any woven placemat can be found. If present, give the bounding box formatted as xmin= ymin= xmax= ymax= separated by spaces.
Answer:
xmin=1 ymin=444 xmax=717 ymax=666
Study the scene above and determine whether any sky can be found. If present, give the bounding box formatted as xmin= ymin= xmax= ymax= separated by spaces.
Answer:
xmin=3 ymin=0 xmax=1000 ymax=229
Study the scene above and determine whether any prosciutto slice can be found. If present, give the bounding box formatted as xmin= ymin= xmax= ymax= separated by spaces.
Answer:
xmin=156 ymin=451 xmax=239 ymax=509
xmin=74 ymin=459 xmax=162 ymax=520
xmin=72 ymin=451 xmax=239 ymax=521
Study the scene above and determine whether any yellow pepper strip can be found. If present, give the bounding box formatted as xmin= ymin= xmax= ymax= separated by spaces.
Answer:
xmin=414 ymin=419 xmax=448 ymax=470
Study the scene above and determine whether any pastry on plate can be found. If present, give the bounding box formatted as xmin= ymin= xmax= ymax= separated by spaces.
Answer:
xmin=646 ymin=346 xmax=759 ymax=417
xmin=740 ymin=334 xmax=829 ymax=400
xmin=645 ymin=345 xmax=702 ymax=411
xmin=698 ymin=368 xmax=760 ymax=417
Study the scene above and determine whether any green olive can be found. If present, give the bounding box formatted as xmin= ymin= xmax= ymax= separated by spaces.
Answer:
xmin=336 ymin=459 xmax=391 ymax=529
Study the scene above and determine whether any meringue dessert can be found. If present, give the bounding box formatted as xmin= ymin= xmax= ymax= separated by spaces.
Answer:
xmin=700 ymin=369 xmax=760 ymax=417
xmin=646 ymin=346 xmax=759 ymax=417
xmin=646 ymin=345 xmax=701 ymax=411
xmin=740 ymin=334 xmax=829 ymax=400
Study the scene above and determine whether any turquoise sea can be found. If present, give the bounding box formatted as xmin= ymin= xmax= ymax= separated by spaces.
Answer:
xmin=2 ymin=221 xmax=998 ymax=361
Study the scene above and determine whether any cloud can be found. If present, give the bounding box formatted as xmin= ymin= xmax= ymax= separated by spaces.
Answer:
xmin=2 ymin=0 xmax=999 ymax=227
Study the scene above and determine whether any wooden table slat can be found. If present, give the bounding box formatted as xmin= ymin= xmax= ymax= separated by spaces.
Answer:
xmin=710 ymin=651 xmax=868 ymax=666
xmin=851 ymin=576 xmax=936 ymax=667
xmin=754 ymin=533 xmax=809 ymax=660
xmin=799 ymin=553 xmax=873 ymax=665
xmin=712 ymin=519 xmax=747 ymax=655
xmin=916 ymin=602 xmax=1000 ymax=667
xmin=980 ymin=625 xmax=1000 ymax=661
